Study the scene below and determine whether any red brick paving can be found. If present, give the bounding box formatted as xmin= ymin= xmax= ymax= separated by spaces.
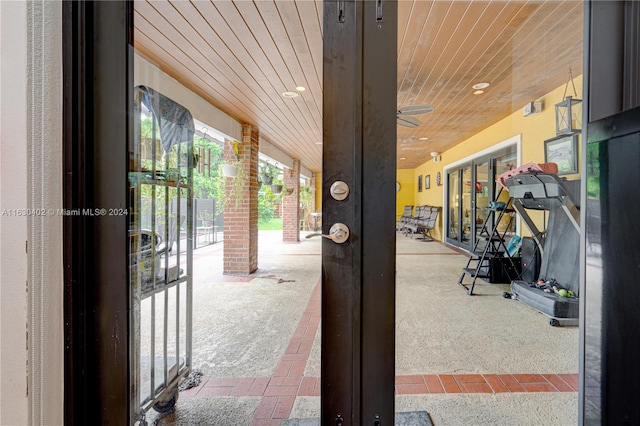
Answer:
xmin=396 ymin=384 xmax=428 ymax=394
xmin=483 ymin=374 xmax=509 ymax=393
xmin=250 ymin=280 xmax=322 ymax=422
xmin=458 ymin=382 xmax=493 ymax=394
xmin=298 ymin=377 xmax=317 ymax=396
xmin=440 ymin=375 xmax=462 ymax=393
xmin=498 ymin=374 xmax=526 ymax=392
xmin=520 ymin=382 xmax=558 ymax=393
xmin=396 ymin=375 xmax=424 ymax=385
xmin=543 ymin=374 xmax=575 ymax=392
xmin=181 ymin=278 xmax=579 ymax=423
xmin=183 ymin=372 xmax=579 ymax=399
xmin=424 ymin=375 xmax=445 ymax=393
xmin=557 ymin=373 xmax=579 ymax=391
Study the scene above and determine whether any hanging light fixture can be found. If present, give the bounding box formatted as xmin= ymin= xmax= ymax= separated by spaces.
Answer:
xmin=554 ymin=68 xmax=582 ymax=135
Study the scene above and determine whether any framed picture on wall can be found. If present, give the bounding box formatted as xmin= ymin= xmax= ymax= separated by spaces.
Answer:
xmin=544 ymin=134 xmax=578 ymax=175
xmin=418 ymin=175 xmax=423 ymax=192
xmin=425 ymin=174 xmax=431 ymax=189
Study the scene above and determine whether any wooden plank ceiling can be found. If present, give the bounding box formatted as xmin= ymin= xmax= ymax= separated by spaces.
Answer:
xmin=134 ymin=0 xmax=583 ymax=172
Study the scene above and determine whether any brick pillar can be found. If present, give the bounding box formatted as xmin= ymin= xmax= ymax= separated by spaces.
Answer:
xmin=223 ymin=124 xmax=259 ymax=275
xmin=282 ymin=159 xmax=301 ymax=242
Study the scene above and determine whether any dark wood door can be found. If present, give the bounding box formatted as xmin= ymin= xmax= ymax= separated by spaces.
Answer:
xmin=321 ymin=1 xmax=397 ymax=424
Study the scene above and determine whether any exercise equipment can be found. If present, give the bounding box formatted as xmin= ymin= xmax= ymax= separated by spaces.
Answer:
xmin=504 ymin=172 xmax=580 ymax=326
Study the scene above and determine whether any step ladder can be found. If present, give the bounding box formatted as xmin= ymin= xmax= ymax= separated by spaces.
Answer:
xmin=458 ymin=190 xmax=519 ymax=295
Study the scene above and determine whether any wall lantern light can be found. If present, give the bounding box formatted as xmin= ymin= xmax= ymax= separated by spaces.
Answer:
xmin=554 ymin=68 xmax=582 ymax=135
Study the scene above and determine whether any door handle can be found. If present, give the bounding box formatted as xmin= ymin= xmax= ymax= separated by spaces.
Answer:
xmin=305 ymin=223 xmax=350 ymax=244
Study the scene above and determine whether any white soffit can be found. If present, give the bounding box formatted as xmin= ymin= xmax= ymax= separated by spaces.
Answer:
xmin=259 ymin=138 xmax=294 ymax=170
xmin=134 ymin=53 xmax=242 ymax=142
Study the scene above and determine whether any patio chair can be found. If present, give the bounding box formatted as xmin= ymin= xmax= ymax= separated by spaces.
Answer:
xmin=397 ymin=205 xmax=414 ymax=231
xmin=405 ymin=205 xmax=428 ymax=237
xmin=416 ymin=207 xmax=441 ymax=241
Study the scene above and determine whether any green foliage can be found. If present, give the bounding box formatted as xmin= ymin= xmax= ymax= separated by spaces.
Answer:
xmin=193 ymin=173 xmax=218 ymax=199
xmin=217 ymin=160 xmax=249 ymax=209
xmin=192 ymin=135 xmax=223 ymax=200
xmin=586 ymin=143 xmax=600 ymax=199
xmin=259 ymin=162 xmax=279 ymax=179
xmin=258 ymin=186 xmax=278 ymax=222
xmin=299 ymin=185 xmax=313 ymax=212
xmin=140 ymin=115 xmax=156 ymax=139
xmin=586 ymin=175 xmax=600 ymax=199
xmin=258 ymin=217 xmax=283 ymax=230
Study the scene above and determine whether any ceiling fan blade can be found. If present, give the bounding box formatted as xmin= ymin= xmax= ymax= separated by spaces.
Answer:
xmin=398 ymin=104 xmax=434 ymax=116
xmin=397 ymin=114 xmax=421 ymax=128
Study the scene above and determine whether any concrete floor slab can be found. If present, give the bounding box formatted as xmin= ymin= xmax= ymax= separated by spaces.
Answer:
xmin=139 ymin=231 xmax=579 ymax=424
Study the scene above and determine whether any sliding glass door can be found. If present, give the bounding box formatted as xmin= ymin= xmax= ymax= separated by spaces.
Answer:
xmin=446 ymin=146 xmax=516 ymax=251
xmin=447 ymin=165 xmax=476 ymax=250
xmin=447 ymin=170 xmax=460 ymax=242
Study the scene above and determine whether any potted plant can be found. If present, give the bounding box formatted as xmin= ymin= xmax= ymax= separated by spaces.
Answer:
xmin=221 ymin=162 xmax=239 ymax=177
xmin=260 ymin=163 xmax=277 ymax=185
xmin=216 ymin=160 xmax=248 ymax=208
xmin=221 ymin=140 xmax=242 ymax=177
xmin=270 ymin=183 xmax=283 ymax=194
xmin=268 ymin=168 xmax=284 ymax=194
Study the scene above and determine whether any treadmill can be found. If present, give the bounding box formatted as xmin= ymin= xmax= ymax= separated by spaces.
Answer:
xmin=504 ymin=172 xmax=580 ymax=326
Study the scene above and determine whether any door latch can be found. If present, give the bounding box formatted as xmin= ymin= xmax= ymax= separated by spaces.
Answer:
xmin=305 ymin=223 xmax=350 ymax=244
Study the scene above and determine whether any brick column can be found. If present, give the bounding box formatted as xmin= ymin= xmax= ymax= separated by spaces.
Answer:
xmin=282 ymin=159 xmax=301 ymax=242
xmin=223 ymin=124 xmax=259 ymax=275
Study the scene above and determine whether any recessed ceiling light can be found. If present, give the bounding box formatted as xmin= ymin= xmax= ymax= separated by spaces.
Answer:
xmin=295 ymin=86 xmax=306 ymax=92
xmin=473 ymin=90 xmax=484 ymax=95
xmin=472 ymin=82 xmax=490 ymax=90
xmin=282 ymin=91 xmax=299 ymax=98
xmin=400 ymin=157 xmax=407 ymax=160
xmin=419 ymin=137 xmax=429 ymax=141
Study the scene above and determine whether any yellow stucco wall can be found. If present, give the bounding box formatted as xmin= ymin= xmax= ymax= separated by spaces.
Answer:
xmin=413 ymin=76 xmax=583 ymax=241
xmin=395 ymin=169 xmax=415 ymax=220
xmin=313 ymin=76 xmax=582 ymax=242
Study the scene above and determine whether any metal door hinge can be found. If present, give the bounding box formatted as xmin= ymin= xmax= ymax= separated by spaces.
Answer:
xmin=376 ymin=0 xmax=383 ymax=22
xmin=337 ymin=0 xmax=345 ymax=23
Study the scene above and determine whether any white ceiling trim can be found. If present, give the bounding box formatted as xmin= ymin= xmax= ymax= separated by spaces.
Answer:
xmin=134 ymin=53 xmax=242 ymax=142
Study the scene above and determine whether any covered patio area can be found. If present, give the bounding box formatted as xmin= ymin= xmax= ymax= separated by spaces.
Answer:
xmin=147 ymin=231 xmax=578 ymax=425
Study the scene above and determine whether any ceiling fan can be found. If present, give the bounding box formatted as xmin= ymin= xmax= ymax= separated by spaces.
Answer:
xmin=397 ymin=104 xmax=434 ymax=127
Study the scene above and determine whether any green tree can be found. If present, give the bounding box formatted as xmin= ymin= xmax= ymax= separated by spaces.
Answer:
xmin=258 ymin=186 xmax=277 ymax=222
xmin=192 ymin=135 xmax=223 ymax=200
